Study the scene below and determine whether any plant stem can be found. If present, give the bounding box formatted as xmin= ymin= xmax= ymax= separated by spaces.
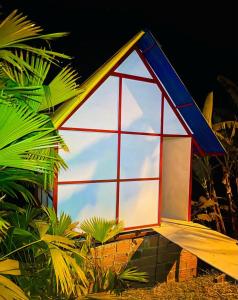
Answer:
xmin=0 ymin=239 xmax=42 ymax=260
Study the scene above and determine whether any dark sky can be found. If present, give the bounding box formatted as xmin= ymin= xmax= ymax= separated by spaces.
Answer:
xmin=2 ymin=0 xmax=238 ymax=111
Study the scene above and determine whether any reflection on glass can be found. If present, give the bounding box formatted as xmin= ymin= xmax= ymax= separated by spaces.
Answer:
xmin=58 ymin=182 xmax=116 ymax=222
xmin=58 ymin=131 xmax=117 ymax=181
xmin=115 ymin=51 xmax=152 ymax=78
xmin=120 ymin=134 xmax=160 ymax=179
xmin=121 ymin=79 xmax=161 ymax=133
xmin=163 ymin=99 xmax=187 ymax=134
xmin=119 ymin=180 xmax=159 ymax=227
xmin=63 ymin=76 xmax=119 ymax=130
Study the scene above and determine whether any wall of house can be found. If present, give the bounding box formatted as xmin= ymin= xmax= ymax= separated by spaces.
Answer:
xmin=161 ymin=137 xmax=192 ymax=221
xmin=92 ymin=232 xmax=197 ymax=285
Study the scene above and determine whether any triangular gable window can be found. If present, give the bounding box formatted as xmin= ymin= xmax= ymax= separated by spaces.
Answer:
xmin=163 ymin=99 xmax=188 ymax=135
xmin=63 ymin=76 xmax=118 ymax=130
xmin=115 ymin=50 xmax=152 ymax=78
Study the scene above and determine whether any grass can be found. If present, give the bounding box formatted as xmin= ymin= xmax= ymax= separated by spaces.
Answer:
xmin=84 ymin=274 xmax=238 ymax=299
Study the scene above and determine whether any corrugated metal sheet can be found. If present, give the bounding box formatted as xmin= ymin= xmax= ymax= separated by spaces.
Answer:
xmin=153 ymin=218 xmax=238 ymax=280
xmin=138 ymin=31 xmax=225 ymax=154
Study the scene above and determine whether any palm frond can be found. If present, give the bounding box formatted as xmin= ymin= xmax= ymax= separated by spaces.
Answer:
xmin=0 ymin=10 xmax=42 ymax=47
xmin=39 ymin=66 xmax=81 ymax=111
xmin=0 ymin=259 xmax=28 ymax=300
xmin=119 ymin=267 xmax=148 ymax=283
xmin=0 ymin=103 xmax=64 ymax=173
xmin=213 ymin=121 xmax=238 ymax=131
xmin=0 ymin=274 xmax=28 ymax=300
xmin=80 ymin=217 xmax=123 ymax=244
xmin=0 ymin=217 xmax=9 ymax=238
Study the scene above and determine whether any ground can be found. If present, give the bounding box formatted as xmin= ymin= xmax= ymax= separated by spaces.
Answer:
xmin=84 ymin=274 xmax=238 ymax=300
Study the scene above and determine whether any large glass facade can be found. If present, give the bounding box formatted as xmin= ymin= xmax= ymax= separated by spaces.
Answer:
xmin=57 ymin=50 xmax=191 ymax=229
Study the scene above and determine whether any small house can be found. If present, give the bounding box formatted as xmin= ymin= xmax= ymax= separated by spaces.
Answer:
xmin=51 ymin=31 xmax=224 ymax=230
xmin=51 ymin=31 xmax=238 ymax=282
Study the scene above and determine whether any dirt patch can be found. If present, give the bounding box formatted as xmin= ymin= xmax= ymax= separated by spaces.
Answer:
xmin=85 ymin=274 xmax=238 ymax=300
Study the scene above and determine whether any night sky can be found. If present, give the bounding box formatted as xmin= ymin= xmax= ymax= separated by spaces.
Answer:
xmin=1 ymin=1 xmax=238 ymax=112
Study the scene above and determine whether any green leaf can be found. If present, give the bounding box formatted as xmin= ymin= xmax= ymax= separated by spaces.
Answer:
xmin=12 ymin=228 xmax=33 ymax=237
xmin=80 ymin=217 xmax=123 ymax=244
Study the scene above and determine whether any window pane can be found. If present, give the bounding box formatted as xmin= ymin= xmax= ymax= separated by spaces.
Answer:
xmin=119 ymin=180 xmax=159 ymax=228
xmin=163 ymin=99 xmax=187 ymax=134
xmin=63 ymin=76 xmax=119 ymax=130
xmin=58 ymin=182 xmax=116 ymax=222
xmin=121 ymin=79 xmax=161 ymax=133
xmin=58 ymin=131 xmax=117 ymax=181
xmin=115 ymin=50 xmax=152 ymax=78
xmin=120 ymin=134 xmax=160 ymax=179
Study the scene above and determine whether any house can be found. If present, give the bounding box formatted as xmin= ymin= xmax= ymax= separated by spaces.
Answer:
xmin=51 ymin=30 xmax=224 ymax=230
xmin=51 ymin=31 xmax=238 ymax=282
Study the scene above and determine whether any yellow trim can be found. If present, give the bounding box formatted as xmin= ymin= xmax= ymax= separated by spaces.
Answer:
xmin=52 ymin=31 xmax=145 ymax=128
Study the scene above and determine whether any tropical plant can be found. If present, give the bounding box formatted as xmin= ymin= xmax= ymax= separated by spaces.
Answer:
xmin=0 ymin=205 xmax=148 ymax=298
xmin=193 ymin=89 xmax=238 ymax=236
xmin=0 ymin=102 xmax=67 ymax=203
xmin=79 ymin=217 xmax=148 ymax=296
xmin=0 ymin=10 xmax=82 ymax=204
xmin=0 ymin=259 xmax=28 ymax=300
xmin=0 ymin=10 xmax=70 ymax=72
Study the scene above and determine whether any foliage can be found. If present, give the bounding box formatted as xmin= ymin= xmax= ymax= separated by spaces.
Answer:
xmin=0 ymin=10 xmax=70 ymax=72
xmin=0 ymin=10 xmax=82 ymax=203
xmin=0 ymin=205 xmax=148 ymax=299
xmin=193 ymin=86 xmax=238 ymax=237
xmin=80 ymin=217 xmax=124 ymax=244
xmin=0 ymin=259 xmax=28 ymax=300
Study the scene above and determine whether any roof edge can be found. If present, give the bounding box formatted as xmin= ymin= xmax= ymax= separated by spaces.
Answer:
xmin=52 ymin=30 xmax=145 ymax=128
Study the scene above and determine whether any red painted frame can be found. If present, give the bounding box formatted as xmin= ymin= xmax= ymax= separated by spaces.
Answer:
xmin=55 ymin=46 xmax=194 ymax=230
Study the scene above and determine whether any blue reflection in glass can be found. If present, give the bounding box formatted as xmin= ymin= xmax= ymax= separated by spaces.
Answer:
xmin=58 ymin=182 xmax=117 ymax=222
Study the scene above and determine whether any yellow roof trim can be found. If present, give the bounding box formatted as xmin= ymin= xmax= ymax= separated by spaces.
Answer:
xmin=52 ymin=31 xmax=145 ymax=128
xmin=153 ymin=218 xmax=238 ymax=280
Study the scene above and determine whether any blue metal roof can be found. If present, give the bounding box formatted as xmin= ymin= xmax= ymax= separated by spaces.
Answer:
xmin=137 ymin=31 xmax=225 ymax=154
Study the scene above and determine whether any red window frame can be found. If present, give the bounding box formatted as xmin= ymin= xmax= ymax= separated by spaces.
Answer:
xmin=54 ymin=47 xmax=193 ymax=230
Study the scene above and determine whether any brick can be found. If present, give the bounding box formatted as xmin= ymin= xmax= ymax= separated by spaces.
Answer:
xmin=132 ymin=255 xmax=156 ymax=268
xmin=130 ymin=238 xmax=143 ymax=255
xmin=131 ymin=249 xmax=142 ymax=260
xmin=116 ymin=240 xmax=131 ymax=254
xmin=167 ymin=242 xmax=181 ymax=252
xmin=167 ymin=270 xmax=176 ymax=282
xmin=101 ymin=255 xmax=115 ymax=268
xmin=101 ymin=243 xmax=116 ymax=256
xmin=115 ymin=253 xmax=129 ymax=264
xmin=148 ymin=235 xmax=159 ymax=247
xmin=158 ymin=236 xmax=169 ymax=248
xmin=140 ymin=247 xmax=157 ymax=257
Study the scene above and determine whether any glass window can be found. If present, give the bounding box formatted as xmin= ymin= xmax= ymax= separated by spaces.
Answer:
xmin=58 ymin=131 xmax=118 ymax=181
xmin=163 ymin=99 xmax=187 ymax=134
xmin=63 ymin=76 xmax=119 ymax=130
xmin=58 ymin=182 xmax=116 ymax=222
xmin=120 ymin=134 xmax=160 ymax=179
xmin=119 ymin=180 xmax=159 ymax=228
xmin=121 ymin=79 xmax=161 ymax=133
xmin=115 ymin=50 xmax=152 ymax=78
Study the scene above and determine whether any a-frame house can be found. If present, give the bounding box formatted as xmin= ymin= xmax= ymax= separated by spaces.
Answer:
xmin=51 ymin=31 xmax=224 ymax=231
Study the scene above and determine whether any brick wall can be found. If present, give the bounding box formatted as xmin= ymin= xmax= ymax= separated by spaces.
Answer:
xmin=92 ymin=233 xmax=197 ymax=285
